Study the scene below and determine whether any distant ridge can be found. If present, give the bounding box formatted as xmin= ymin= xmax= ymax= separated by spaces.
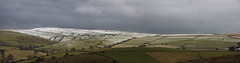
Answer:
xmin=7 ymin=27 xmax=157 ymax=43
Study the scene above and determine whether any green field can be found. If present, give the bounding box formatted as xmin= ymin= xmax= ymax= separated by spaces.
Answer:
xmin=39 ymin=54 xmax=115 ymax=63
xmin=166 ymin=39 xmax=236 ymax=49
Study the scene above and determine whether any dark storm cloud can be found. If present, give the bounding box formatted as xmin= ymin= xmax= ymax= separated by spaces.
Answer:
xmin=0 ymin=0 xmax=240 ymax=34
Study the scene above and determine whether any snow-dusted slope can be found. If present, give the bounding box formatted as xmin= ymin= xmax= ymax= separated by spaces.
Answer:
xmin=8 ymin=27 xmax=157 ymax=43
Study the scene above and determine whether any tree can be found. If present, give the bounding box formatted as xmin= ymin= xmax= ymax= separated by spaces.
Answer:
xmin=70 ymin=48 xmax=76 ymax=51
xmin=237 ymin=42 xmax=240 ymax=47
xmin=229 ymin=46 xmax=236 ymax=51
xmin=51 ymin=56 xmax=56 ymax=59
xmin=7 ymin=54 xmax=13 ymax=61
xmin=0 ymin=49 xmax=6 ymax=63
xmin=63 ymin=53 xmax=69 ymax=57
xmin=215 ymin=48 xmax=219 ymax=51
xmin=81 ymin=48 xmax=85 ymax=50
xmin=65 ymin=49 xmax=69 ymax=52
xmin=34 ymin=50 xmax=38 ymax=55
xmin=36 ymin=57 xmax=45 ymax=62
xmin=182 ymin=47 xmax=186 ymax=50
xmin=89 ymin=45 xmax=93 ymax=49
xmin=27 ymin=55 xmax=32 ymax=59
xmin=112 ymin=60 xmax=117 ymax=63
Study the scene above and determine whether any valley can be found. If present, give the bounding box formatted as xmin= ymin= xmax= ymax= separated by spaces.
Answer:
xmin=1 ymin=27 xmax=240 ymax=63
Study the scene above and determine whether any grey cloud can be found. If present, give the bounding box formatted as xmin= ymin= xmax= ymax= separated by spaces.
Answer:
xmin=0 ymin=0 xmax=240 ymax=34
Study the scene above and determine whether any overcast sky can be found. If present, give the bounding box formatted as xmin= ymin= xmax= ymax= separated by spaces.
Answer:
xmin=0 ymin=0 xmax=240 ymax=34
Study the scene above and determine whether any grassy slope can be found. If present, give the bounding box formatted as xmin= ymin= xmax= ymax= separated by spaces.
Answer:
xmin=0 ymin=29 xmax=57 ymax=62
xmin=113 ymin=35 xmax=236 ymax=49
xmin=0 ymin=30 xmax=57 ymax=47
xmin=40 ymin=39 xmax=112 ymax=50
xmin=123 ymin=36 xmax=162 ymax=45
xmin=19 ymin=51 xmax=85 ymax=63
xmin=113 ymin=36 xmax=163 ymax=48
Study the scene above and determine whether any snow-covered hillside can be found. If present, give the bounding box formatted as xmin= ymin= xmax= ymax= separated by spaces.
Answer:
xmin=8 ymin=27 xmax=157 ymax=43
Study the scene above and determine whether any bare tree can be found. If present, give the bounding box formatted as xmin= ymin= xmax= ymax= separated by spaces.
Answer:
xmin=0 ymin=49 xmax=6 ymax=63
xmin=7 ymin=54 xmax=13 ymax=61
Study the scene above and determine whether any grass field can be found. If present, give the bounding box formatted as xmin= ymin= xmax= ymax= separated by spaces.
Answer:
xmin=0 ymin=30 xmax=57 ymax=62
xmin=166 ymin=39 xmax=236 ymax=49
xmin=146 ymin=51 xmax=240 ymax=63
xmin=16 ymin=47 xmax=240 ymax=63
xmin=113 ymin=35 xmax=238 ymax=49
xmin=101 ymin=47 xmax=182 ymax=63
xmin=102 ymin=52 xmax=159 ymax=63
xmin=146 ymin=52 xmax=199 ymax=63
xmin=111 ymin=47 xmax=184 ymax=52
xmin=0 ymin=46 xmax=46 ymax=61
xmin=18 ymin=51 xmax=86 ymax=63
xmin=100 ymin=47 xmax=240 ymax=63
xmin=113 ymin=36 xmax=163 ymax=48
xmin=39 ymin=54 xmax=115 ymax=63
xmin=0 ymin=30 xmax=57 ymax=47
xmin=39 ymin=39 xmax=112 ymax=50
xmin=100 ymin=47 xmax=175 ymax=63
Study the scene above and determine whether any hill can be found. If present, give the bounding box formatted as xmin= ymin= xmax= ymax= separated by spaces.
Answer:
xmin=0 ymin=29 xmax=57 ymax=62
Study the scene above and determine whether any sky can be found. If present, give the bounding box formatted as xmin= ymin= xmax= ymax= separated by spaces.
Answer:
xmin=0 ymin=0 xmax=240 ymax=34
